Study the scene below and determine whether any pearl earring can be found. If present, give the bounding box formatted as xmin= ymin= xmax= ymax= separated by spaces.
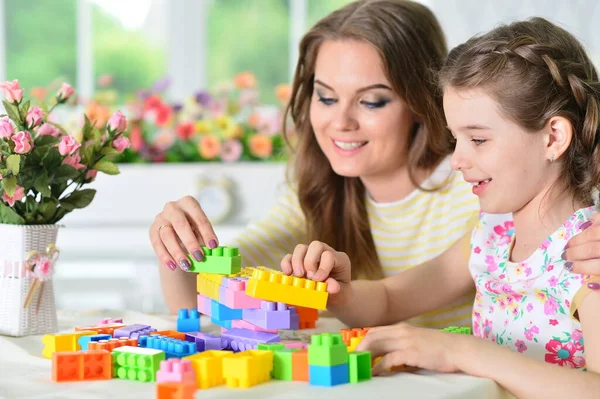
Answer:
xmin=550 ymin=154 xmax=555 ymax=163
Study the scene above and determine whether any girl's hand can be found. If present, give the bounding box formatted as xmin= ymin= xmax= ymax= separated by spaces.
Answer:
xmin=149 ymin=196 xmax=219 ymax=272
xmin=564 ymin=215 xmax=600 ymax=290
xmin=356 ymin=324 xmax=465 ymax=375
xmin=280 ymin=241 xmax=351 ymax=294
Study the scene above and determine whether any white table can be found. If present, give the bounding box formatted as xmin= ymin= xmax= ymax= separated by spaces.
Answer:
xmin=0 ymin=310 xmax=514 ymax=399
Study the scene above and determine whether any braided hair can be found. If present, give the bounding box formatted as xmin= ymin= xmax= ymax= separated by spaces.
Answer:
xmin=439 ymin=17 xmax=600 ymax=205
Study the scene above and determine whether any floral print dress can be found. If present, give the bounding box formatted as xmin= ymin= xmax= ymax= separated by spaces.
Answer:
xmin=469 ymin=206 xmax=598 ymax=369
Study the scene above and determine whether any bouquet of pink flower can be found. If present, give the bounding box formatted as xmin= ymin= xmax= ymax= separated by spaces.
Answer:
xmin=0 ymin=80 xmax=130 ymax=225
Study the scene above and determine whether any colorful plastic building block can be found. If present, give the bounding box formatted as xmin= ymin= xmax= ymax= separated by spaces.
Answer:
xmin=273 ymin=348 xmax=299 ymax=380
xmin=78 ymin=333 xmax=111 ymax=350
xmin=185 ymin=332 xmax=222 ymax=351
xmin=341 ymin=328 xmax=369 ymax=345
xmin=98 ymin=317 xmax=123 ymax=325
xmin=295 ymin=306 xmax=319 ymax=329
xmin=211 ymin=301 xmax=243 ymax=321
xmin=138 ymin=335 xmax=197 ymax=359
xmin=183 ymin=350 xmax=235 ymax=389
xmin=221 ymin=328 xmax=280 ymax=352
xmin=112 ymin=346 xmax=165 ymax=382
xmin=222 ymin=350 xmax=273 ymax=388
xmin=348 ymin=336 xmax=365 ymax=353
xmin=197 ymin=273 xmax=225 ymax=301
xmin=52 ymin=350 xmax=112 ymax=382
xmin=257 ymin=343 xmax=286 ymax=351
xmin=309 ymin=363 xmax=349 ymax=386
xmin=156 ymin=359 xmax=196 ymax=384
xmin=442 ymin=326 xmax=472 ymax=335
xmin=187 ymin=246 xmax=242 ymax=274
xmin=219 ymin=277 xmax=262 ymax=309
xmin=153 ymin=330 xmax=187 ymax=340
xmin=281 ymin=340 xmax=308 ymax=349
xmin=308 ymin=333 xmax=348 ymax=366
xmin=289 ymin=307 xmax=299 ymax=330
xmin=88 ymin=337 xmax=138 ymax=352
xmin=75 ymin=323 xmax=126 ymax=336
xmin=211 ymin=318 xmax=232 ymax=329
xmin=242 ymin=301 xmax=292 ymax=330
xmin=114 ymin=323 xmax=157 ymax=339
xmin=176 ymin=309 xmax=201 ymax=333
xmin=156 ymin=382 xmax=196 ymax=399
xmin=349 ymin=352 xmax=372 ymax=383
xmin=231 ymin=319 xmax=277 ymax=333
xmin=42 ymin=331 xmax=96 ymax=358
xmin=197 ymin=294 xmax=213 ymax=316
xmin=292 ymin=350 xmax=309 ymax=382
xmin=246 ymin=268 xmax=328 ymax=310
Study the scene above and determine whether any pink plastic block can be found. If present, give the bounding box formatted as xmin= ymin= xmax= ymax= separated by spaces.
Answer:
xmin=219 ymin=277 xmax=262 ymax=309
xmin=156 ymin=358 xmax=196 ymax=384
xmin=231 ymin=319 xmax=278 ymax=334
xmin=197 ymin=294 xmax=212 ymax=317
xmin=281 ymin=340 xmax=308 ymax=349
xmin=98 ymin=318 xmax=123 ymax=325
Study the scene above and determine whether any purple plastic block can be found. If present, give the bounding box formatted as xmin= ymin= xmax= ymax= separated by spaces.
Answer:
xmin=185 ymin=332 xmax=222 ymax=351
xmin=242 ymin=301 xmax=291 ymax=330
xmin=113 ymin=323 xmax=156 ymax=338
xmin=220 ymin=328 xmax=280 ymax=352
xmin=289 ymin=307 xmax=299 ymax=330
xmin=197 ymin=294 xmax=212 ymax=317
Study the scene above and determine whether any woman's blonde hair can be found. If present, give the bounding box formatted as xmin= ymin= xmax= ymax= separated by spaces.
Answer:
xmin=284 ymin=0 xmax=450 ymax=279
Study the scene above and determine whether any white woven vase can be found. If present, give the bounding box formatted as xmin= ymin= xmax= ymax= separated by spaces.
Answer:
xmin=0 ymin=224 xmax=59 ymax=336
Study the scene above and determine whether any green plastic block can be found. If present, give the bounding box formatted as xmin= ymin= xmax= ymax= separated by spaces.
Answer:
xmin=187 ymin=246 xmax=242 ymax=274
xmin=257 ymin=343 xmax=286 ymax=351
xmin=308 ymin=333 xmax=348 ymax=367
xmin=349 ymin=352 xmax=371 ymax=383
xmin=273 ymin=348 xmax=299 ymax=380
xmin=111 ymin=347 xmax=165 ymax=382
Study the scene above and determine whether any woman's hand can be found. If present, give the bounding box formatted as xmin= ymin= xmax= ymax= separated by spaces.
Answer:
xmin=280 ymin=240 xmax=351 ymax=294
xmin=564 ymin=215 xmax=600 ymax=291
xmin=149 ymin=196 xmax=218 ymax=272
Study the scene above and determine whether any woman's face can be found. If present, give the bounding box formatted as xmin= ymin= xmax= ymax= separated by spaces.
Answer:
xmin=310 ymin=39 xmax=415 ymax=179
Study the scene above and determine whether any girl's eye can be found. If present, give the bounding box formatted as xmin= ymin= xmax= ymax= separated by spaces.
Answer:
xmin=471 ymin=138 xmax=486 ymax=146
xmin=317 ymin=94 xmax=337 ymax=105
xmin=361 ymin=99 xmax=389 ymax=109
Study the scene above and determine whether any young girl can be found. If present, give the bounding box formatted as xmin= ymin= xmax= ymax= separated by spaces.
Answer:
xmin=282 ymin=17 xmax=600 ymax=398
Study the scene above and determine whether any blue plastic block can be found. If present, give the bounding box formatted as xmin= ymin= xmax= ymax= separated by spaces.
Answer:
xmin=78 ymin=334 xmax=111 ymax=350
xmin=309 ymin=364 xmax=349 ymax=387
xmin=211 ymin=301 xmax=243 ymax=321
xmin=177 ymin=308 xmax=201 ymax=333
xmin=210 ymin=318 xmax=232 ymax=330
xmin=138 ymin=335 xmax=197 ymax=359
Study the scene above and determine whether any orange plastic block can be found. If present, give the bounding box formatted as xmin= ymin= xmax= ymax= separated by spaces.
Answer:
xmin=292 ymin=350 xmax=309 ymax=382
xmin=222 ymin=350 xmax=273 ymax=388
xmin=88 ymin=337 xmax=138 ymax=352
xmin=183 ymin=350 xmax=235 ymax=389
xmin=156 ymin=382 xmax=196 ymax=399
xmin=75 ymin=323 xmax=126 ymax=336
xmin=341 ymin=328 xmax=369 ymax=345
xmin=42 ymin=331 xmax=97 ymax=359
xmin=152 ymin=330 xmax=186 ymax=340
xmin=246 ymin=269 xmax=328 ymax=310
xmin=52 ymin=350 xmax=112 ymax=382
xmin=296 ymin=306 xmax=319 ymax=329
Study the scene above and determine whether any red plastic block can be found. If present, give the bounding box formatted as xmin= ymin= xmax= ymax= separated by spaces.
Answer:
xmin=52 ymin=350 xmax=112 ymax=382
xmin=88 ymin=337 xmax=138 ymax=352
xmin=156 ymin=382 xmax=196 ymax=399
xmin=296 ymin=306 xmax=319 ymax=329
xmin=292 ymin=350 xmax=309 ymax=382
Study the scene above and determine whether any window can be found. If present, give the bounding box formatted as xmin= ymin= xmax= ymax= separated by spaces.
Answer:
xmin=5 ymin=0 xmax=77 ymax=92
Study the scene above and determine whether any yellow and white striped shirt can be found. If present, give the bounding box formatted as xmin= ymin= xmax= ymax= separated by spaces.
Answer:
xmin=236 ymin=157 xmax=479 ymax=329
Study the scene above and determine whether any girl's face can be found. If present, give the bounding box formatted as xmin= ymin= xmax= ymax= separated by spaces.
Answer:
xmin=310 ymin=39 xmax=415 ymax=180
xmin=445 ymin=87 xmax=552 ymax=214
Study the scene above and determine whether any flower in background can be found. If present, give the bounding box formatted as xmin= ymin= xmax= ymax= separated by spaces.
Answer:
xmin=2 ymin=185 xmax=25 ymax=206
xmin=194 ymin=91 xmax=212 ymax=107
xmin=0 ymin=117 xmax=14 ymax=138
xmin=85 ymin=169 xmax=98 ymax=182
xmin=154 ymin=104 xmax=173 ymax=126
xmin=238 ymin=89 xmax=259 ymax=107
xmin=112 ymin=136 xmax=130 ymax=153
xmin=37 ymin=123 xmax=61 ymax=137
xmin=58 ymin=135 xmax=81 ymax=156
xmin=214 ymin=116 xmax=241 ymax=139
xmin=153 ymin=129 xmax=176 ymax=150
xmin=275 ymin=84 xmax=292 ymax=105
xmin=249 ymin=134 xmax=273 ymax=159
xmin=97 ymin=74 xmax=113 ymax=88
xmin=0 ymin=80 xmax=23 ymax=104
xmin=86 ymin=101 xmax=111 ymax=127
xmin=107 ymin=111 xmax=127 ymax=134
xmin=26 ymin=106 xmax=44 ymax=129
xmin=233 ymin=71 xmax=257 ymax=89
xmin=199 ymin=135 xmax=221 ymax=159
xmin=221 ymin=139 xmax=243 ymax=162
xmin=176 ymin=122 xmax=195 ymax=141
xmin=209 ymin=99 xmax=227 ymax=118
xmin=129 ymin=125 xmax=144 ymax=152
xmin=30 ymin=87 xmax=47 ymax=101
xmin=152 ymin=77 xmax=171 ymax=92
xmin=12 ymin=131 xmax=33 ymax=154
xmin=56 ymin=83 xmax=75 ymax=103
xmin=195 ymin=120 xmax=213 ymax=135
xmin=144 ymin=94 xmax=163 ymax=111
xmin=62 ymin=153 xmax=85 ymax=170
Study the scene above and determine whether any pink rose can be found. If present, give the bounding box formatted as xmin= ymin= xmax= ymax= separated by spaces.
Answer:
xmin=26 ymin=106 xmax=44 ymax=129
xmin=11 ymin=131 xmax=33 ymax=154
xmin=0 ymin=80 xmax=23 ymax=103
xmin=85 ymin=169 xmax=97 ymax=181
xmin=107 ymin=111 xmax=127 ymax=134
xmin=0 ymin=116 xmax=14 ymax=138
xmin=112 ymin=136 xmax=130 ymax=153
xmin=37 ymin=123 xmax=60 ymax=137
xmin=62 ymin=153 xmax=85 ymax=170
xmin=221 ymin=139 xmax=243 ymax=162
xmin=56 ymin=82 xmax=75 ymax=102
xmin=58 ymin=135 xmax=81 ymax=155
xmin=2 ymin=185 xmax=25 ymax=206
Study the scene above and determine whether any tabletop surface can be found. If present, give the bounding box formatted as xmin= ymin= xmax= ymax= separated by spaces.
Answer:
xmin=0 ymin=310 xmax=514 ymax=399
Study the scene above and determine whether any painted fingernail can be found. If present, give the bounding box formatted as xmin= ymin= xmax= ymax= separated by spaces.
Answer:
xmin=180 ymin=259 xmax=191 ymax=271
xmin=564 ymin=242 xmax=570 ymax=249
xmin=561 ymin=252 xmax=566 ymax=260
xmin=192 ymin=250 xmax=204 ymax=262
xmin=166 ymin=260 xmax=176 ymax=271
xmin=564 ymin=262 xmax=574 ymax=272
xmin=588 ymin=282 xmax=600 ymax=290
xmin=581 ymin=221 xmax=593 ymax=230
xmin=209 ymin=239 xmax=218 ymax=249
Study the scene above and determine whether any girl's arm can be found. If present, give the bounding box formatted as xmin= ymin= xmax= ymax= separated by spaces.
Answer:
xmin=328 ymin=231 xmax=475 ymax=327
xmin=456 ymin=292 xmax=600 ymax=399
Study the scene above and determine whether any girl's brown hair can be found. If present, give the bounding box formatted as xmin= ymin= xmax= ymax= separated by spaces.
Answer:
xmin=284 ymin=0 xmax=449 ymax=279
xmin=439 ymin=17 xmax=600 ymax=206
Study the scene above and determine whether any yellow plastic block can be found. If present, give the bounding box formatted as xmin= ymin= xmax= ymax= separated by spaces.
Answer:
xmin=196 ymin=273 xmax=224 ymax=300
xmin=42 ymin=331 xmax=97 ymax=359
xmin=222 ymin=350 xmax=273 ymax=388
xmin=246 ymin=269 xmax=328 ymax=310
xmin=348 ymin=336 xmax=364 ymax=353
xmin=183 ymin=350 xmax=235 ymax=389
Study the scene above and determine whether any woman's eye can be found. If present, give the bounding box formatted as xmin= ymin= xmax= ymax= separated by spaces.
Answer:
xmin=317 ymin=94 xmax=337 ymax=105
xmin=361 ymin=99 xmax=389 ymax=109
xmin=471 ymin=138 xmax=486 ymax=146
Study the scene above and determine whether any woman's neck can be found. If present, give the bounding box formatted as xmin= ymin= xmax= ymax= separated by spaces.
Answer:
xmin=511 ymin=187 xmax=583 ymax=262
xmin=361 ymin=162 xmax=431 ymax=203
